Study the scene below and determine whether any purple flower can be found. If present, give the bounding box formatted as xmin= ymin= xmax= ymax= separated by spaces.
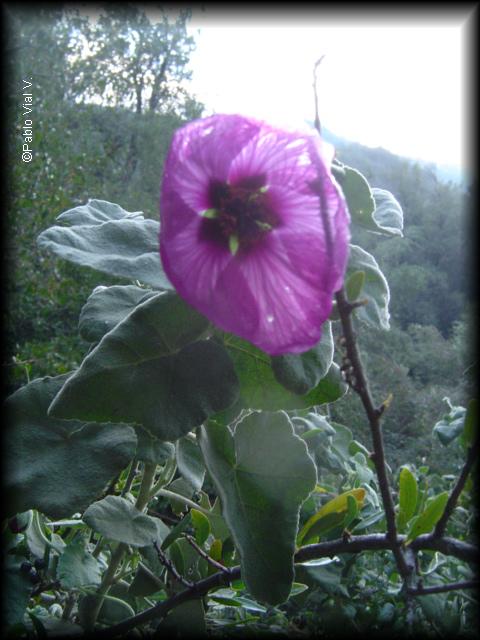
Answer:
xmin=159 ymin=114 xmax=350 ymax=356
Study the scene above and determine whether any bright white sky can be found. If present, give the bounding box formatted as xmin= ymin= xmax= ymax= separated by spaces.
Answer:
xmin=184 ymin=7 xmax=474 ymax=170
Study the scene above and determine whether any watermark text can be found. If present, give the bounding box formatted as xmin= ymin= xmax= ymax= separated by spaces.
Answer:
xmin=21 ymin=78 xmax=33 ymax=162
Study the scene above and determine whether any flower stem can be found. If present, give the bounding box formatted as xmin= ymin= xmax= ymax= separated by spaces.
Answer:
xmin=155 ymin=488 xmax=211 ymax=516
xmin=149 ymin=457 xmax=177 ymax=498
xmin=87 ymin=461 xmax=158 ymax=629
xmin=135 ymin=462 xmax=158 ymax=511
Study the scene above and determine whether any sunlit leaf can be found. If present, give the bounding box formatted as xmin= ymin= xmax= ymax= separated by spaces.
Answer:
xmin=191 ymin=509 xmax=211 ymax=546
xmin=297 ymin=488 xmax=366 ymax=545
xmin=405 ymin=492 xmax=449 ymax=543
xmin=397 ymin=466 xmax=418 ymax=532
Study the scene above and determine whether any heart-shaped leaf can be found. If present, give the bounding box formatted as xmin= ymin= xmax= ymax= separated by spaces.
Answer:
xmin=37 ymin=199 xmax=171 ymax=289
xmin=49 ymin=293 xmax=239 ymax=441
xmin=83 ymin=495 xmax=159 ymax=546
xmin=79 ymin=285 xmax=158 ymax=343
xmin=4 ymin=375 xmax=137 ymax=519
xmin=57 ymin=537 xmax=102 ymax=588
xmin=199 ymin=411 xmax=317 ymax=604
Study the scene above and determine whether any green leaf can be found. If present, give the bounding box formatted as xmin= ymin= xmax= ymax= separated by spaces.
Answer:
xmin=271 ymin=322 xmax=334 ymax=395
xmin=165 ymin=477 xmax=196 ymax=515
xmin=169 ymin=537 xmax=208 ymax=582
xmin=397 ymin=467 xmax=418 ymax=532
xmin=405 ymin=492 xmax=449 ymax=543
xmin=433 ymin=403 xmax=467 ymax=446
xmin=337 ymin=169 xmax=403 ymax=237
xmin=345 ymin=271 xmax=366 ymax=303
xmin=191 ymin=509 xmax=211 ymax=546
xmin=4 ymin=375 xmax=136 ymax=519
xmin=83 ymin=495 xmax=158 ymax=546
xmin=79 ymin=285 xmax=158 ymax=343
xmin=338 ymin=166 xmax=375 ymax=229
xmin=344 ymin=494 xmax=360 ymax=530
xmin=347 ymin=244 xmax=390 ymax=329
xmin=55 ymin=199 xmax=144 ymax=226
xmin=56 ymin=537 xmax=102 ymax=588
xmin=223 ymin=334 xmax=346 ymax=412
xmin=371 ymin=188 xmax=404 ymax=237
xmin=199 ymin=412 xmax=317 ymax=604
xmin=49 ymin=293 xmax=239 ymax=441
xmin=161 ymin=513 xmax=192 ymax=551
xmin=289 ymin=582 xmax=309 ymax=597
xmin=128 ymin=564 xmax=164 ymax=598
xmin=37 ymin=200 xmax=172 ymax=289
xmin=176 ymin=437 xmax=206 ymax=491
xmin=297 ymin=489 xmax=366 ymax=545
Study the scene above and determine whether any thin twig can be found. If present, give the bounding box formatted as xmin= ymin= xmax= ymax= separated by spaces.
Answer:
xmin=335 ymin=288 xmax=411 ymax=579
xmin=184 ymin=534 xmax=232 ymax=575
xmin=147 ymin=509 xmax=181 ymax=526
xmin=313 ymin=55 xmax=325 ymax=134
xmin=153 ymin=540 xmax=194 ymax=589
xmin=407 ymin=580 xmax=479 ymax=596
xmin=433 ymin=437 xmax=478 ymax=538
xmin=94 ymin=532 xmax=477 ymax=638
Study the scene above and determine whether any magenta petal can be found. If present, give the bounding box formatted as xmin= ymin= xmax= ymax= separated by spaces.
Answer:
xmin=229 ymin=126 xmax=317 ymax=194
xmin=163 ymin=115 xmax=262 ymax=213
xmin=160 ymin=114 xmax=351 ymax=356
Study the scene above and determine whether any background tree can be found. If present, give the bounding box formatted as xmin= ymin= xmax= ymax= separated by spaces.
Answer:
xmin=66 ymin=4 xmax=196 ymax=116
xmin=4 ymin=4 xmax=203 ymax=394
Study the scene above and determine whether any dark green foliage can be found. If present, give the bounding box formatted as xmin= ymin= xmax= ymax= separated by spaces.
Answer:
xmin=4 ymin=7 xmax=476 ymax=639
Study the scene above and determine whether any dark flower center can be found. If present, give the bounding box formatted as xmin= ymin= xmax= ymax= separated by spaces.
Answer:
xmin=199 ymin=175 xmax=279 ymax=254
